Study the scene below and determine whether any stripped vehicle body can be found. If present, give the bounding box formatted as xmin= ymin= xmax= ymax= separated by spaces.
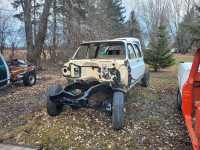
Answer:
xmin=47 ymin=38 xmax=149 ymax=129
xmin=177 ymin=47 xmax=200 ymax=150
xmin=0 ymin=53 xmax=36 ymax=87
xmin=62 ymin=38 xmax=145 ymax=92
xmin=9 ymin=65 xmax=36 ymax=82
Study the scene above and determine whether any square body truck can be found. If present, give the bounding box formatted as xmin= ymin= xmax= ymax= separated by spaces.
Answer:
xmin=46 ymin=38 xmax=150 ymax=130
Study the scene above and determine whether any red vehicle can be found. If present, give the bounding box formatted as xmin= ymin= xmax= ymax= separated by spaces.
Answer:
xmin=177 ymin=47 xmax=200 ymax=150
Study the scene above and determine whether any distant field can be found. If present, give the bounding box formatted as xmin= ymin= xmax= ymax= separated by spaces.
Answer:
xmin=173 ymin=53 xmax=194 ymax=64
xmin=2 ymin=50 xmax=52 ymax=61
xmin=3 ymin=50 xmax=27 ymax=61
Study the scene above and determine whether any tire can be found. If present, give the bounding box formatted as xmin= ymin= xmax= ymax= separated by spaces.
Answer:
xmin=141 ymin=70 xmax=150 ymax=87
xmin=23 ymin=71 xmax=36 ymax=86
xmin=112 ymin=92 xmax=125 ymax=130
xmin=46 ymin=86 xmax=63 ymax=116
xmin=177 ymin=88 xmax=182 ymax=111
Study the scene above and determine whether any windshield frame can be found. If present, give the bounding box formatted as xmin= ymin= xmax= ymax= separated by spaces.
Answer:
xmin=72 ymin=41 xmax=126 ymax=60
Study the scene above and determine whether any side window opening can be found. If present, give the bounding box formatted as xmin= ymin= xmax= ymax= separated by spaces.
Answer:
xmin=134 ymin=44 xmax=142 ymax=58
xmin=127 ymin=44 xmax=136 ymax=59
xmin=75 ymin=45 xmax=88 ymax=59
xmin=88 ymin=44 xmax=98 ymax=59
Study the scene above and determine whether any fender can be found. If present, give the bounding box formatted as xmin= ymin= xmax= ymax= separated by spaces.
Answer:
xmin=0 ymin=53 xmax=10 ymax=85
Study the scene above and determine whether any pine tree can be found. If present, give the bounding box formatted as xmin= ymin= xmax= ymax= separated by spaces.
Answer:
xmin=175 ymin=6 xmax=198 ymax=54
xmin=185 ymin=5 xmax=200 ymax=47
xmin=125 ymin=10 xmax=143 ymax=46
xmin=126 ymin=11 xmax=141 ymax=37
xmin=144 ymin=19 xmax=175 ymax=72
xmin=105 ymin=0 xmax=126 ymax=38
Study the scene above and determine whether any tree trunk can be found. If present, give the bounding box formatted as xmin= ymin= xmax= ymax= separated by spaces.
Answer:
xmin=23 ymin=0 xmax=34 ymax=61
xmin=52 ymin=0 xmax=57 ymax=63
xmin=33 ymin=0 xmax=36 ymax=45
xmin=42 ymin=47 xmax=46 ymax=62
xmin=34 ymin=0 xmax=53 ymax=67
xmin=181 ymin=51 xmax=185 ymax=55
xmin=11 ymin=44 xmax=15 ymax=60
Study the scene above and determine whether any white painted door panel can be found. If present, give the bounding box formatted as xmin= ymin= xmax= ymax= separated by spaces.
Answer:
xmin=127 ymin=43 xmax=140 ymax=84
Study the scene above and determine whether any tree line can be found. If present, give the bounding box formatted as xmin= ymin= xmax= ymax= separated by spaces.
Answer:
xmin=2 ymin=0 xmax=141 ymax=67
xmin=0 ymin=0 xmax=200 ymax=71
xmin=143 ymin=1 xmax=200 ymax=71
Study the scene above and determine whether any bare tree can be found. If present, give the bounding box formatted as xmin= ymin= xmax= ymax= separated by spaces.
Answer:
xmin=33 ymin=0 xmax=53 ymax=67
xmin=7 ymin=26 xmax=24 ymax=60
xmin=130 ymin=0 xmax=196 ymax=47
xmin=13 ymin=0 xmax=53 ymax=67
xmin=169 ymin=0 xmax=195 ymax=41
xmin=169 ymin=0 xmax=183 ymax=40
xmin=184 ymin=0 xmax=195 ymax=12
xmin=138 ymin=0 xmax=171 ymax=46
xmin=0 ymin=12 xmax=10 ymax=54
xmin=21 ymin=0 xmax=34 ymax=61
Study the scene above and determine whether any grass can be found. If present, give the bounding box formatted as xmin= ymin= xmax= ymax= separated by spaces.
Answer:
xmin=0 ymin=53 xmax=195 ymax=149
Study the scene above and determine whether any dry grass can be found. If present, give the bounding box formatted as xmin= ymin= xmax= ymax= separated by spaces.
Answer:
xmin=2 ymin=50 xmax=52 ymax=62
xmin=3 ymin=50 xmax=27 ymax=61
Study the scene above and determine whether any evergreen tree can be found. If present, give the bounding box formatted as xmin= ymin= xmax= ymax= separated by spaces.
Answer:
xmin=175 ymin=6 xmax=197 ymax=54
xmin=144 ymin=19 xmax=175 ymax=72
xmin=126 ymin=11 xmax=141 ymax=37
xmin=185 ymin=5 xmax=200 ymax=47
xmin=125 ymin=10 xmax=143 ymax=47
xmin=105 ymin=0 xmax=126 ymax=38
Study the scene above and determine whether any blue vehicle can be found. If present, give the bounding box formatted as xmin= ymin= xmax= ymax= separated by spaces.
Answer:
xmin=0 ymin=53 xmax=10 ymax=87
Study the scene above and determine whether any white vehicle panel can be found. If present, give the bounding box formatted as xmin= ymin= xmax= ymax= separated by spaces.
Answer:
xmin=133 ymin=43 xmax=145 ymax=78
xmin=127 ymin=41 xmax=145 ymax=84
xmin=178 ymin=62 xmax=200 ymax=96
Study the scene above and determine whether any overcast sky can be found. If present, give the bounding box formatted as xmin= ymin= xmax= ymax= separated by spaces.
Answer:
xmin=0 ymin=0 xmax=14 ymax=11
xmin=122 ymin=0 xmax=133 ymax=20
xmin=1 ymin=0 xmax=200 ymax=20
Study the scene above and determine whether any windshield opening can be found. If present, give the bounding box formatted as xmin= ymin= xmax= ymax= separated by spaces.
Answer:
xmin=74 ymin=42 xmax=125 ymax=59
